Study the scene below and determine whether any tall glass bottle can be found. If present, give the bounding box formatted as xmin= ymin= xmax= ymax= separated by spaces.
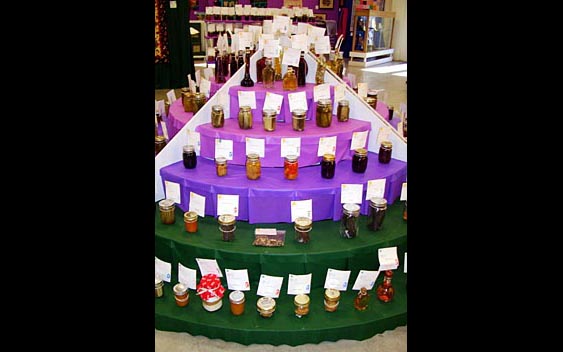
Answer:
xmin=256 ymin=55 xmax=266 ymax=83
xmin=221 ymin=50 xmax=229 ymax=79
xmin=240 ymin=48 xmax=254 ymax=87
xmin=297 ymin=51 xmax=308 ymax=87
xmin=262 ymin=58 xmax=275 ymax=89
xmin=283 ymin=66 xmax=298 ymax=91
xmin=237 ymin=50 xmax=245 ymax=70
xmin=229 ymin=52 xmax=237 ymax=77
xmin=376 ymin=270 xmax=395 ymax=303
xmin=215 ymin=54 xmax=226 ymax=83
xmin=274 ymin=56 xmax=282 ymax=81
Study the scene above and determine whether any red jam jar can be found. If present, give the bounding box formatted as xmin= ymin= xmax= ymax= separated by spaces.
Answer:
xmin=284 ymin=155 xmax=299 ymax=180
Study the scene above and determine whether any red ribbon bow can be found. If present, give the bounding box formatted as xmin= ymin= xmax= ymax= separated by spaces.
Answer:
xmin=196 ymin=274 xmax=226 ymax=301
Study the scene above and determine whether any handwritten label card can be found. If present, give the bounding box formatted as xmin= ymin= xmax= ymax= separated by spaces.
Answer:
xmin=282 ymin=47 xmax=301 ymax=67
xmin=291 ymin=34 xmax=308 ymax=52
xmin=376 ymin=127 xmax=391 ymax=147
xmin=160 ymin=121 xmax=169 ymax=140
xmin=189 ymin=79 xmax=197 ymax=93
xmin=290 ymin=199 xmax=312 ymax=222
xmin=350 ymin=131 xmax=368 ymax=150
xmin=357 ymin=82 xmax=368 ymax=98
xmin=263 ymin=39 xmax=280 ymax=58
xmin=262 ymin=19 xmax=273 ymax=34
xmin=347 ymin=73 xmax=357 ymax=89
xmin=187 ymin=130 xmax=201 ymax=155
xmin=314 ymin=36 xmax=331 ymax=55
xmin=280 ymin=137 xmax=301 ymax=157
xmin=164 ymin=181 xmax=181 ymax=204
xmin=225 ymin=269 xmax=251 ymax=291
xmin=238 ymin=32 xmax=253 ymax=50
xmin=308 ymin=25 xmax=326 ymax=40
xmin=215 ymin=139 xmax=234 ymax=160
xmin=340 ymin=184 xmax=364 ymax=204
xmin=200 ymin=78 xmax=211 ymax=97
xmin=400 ymin=183 xmax=407 ymax=201
xmin=257 ymin=274 xmax=284 ymax=298
xmin=317 ymin=136 xmax=337 ymax=156
xmin=166 ymin=89 xmax=177 ymax=103
xmin=196 ymin=258 xmax=223 ymax=277
xmin=203 ymin=67 xmax=214 ymax=80
xmin=313 ymin=83 xmax=331 ymax=102
xmin=238 ymin=91 xmax=257 ymax=109
xmin=178 ymin=263 xmax=197 ymax=290
xmin=352 ymin=270 xmax=380 ymax=290
xmin=287 ymin=273 xmax=312 ymax=295
xmin=378 ymin=247 xmax=400 ymax=271
xmin=297 ymin=22 xmax=309 ymax=34
xmin=263 ymin=92 xmax=283 ymax=114
xmin=155 ymin=257 xmax=172 ymax=282
xmin=288 ymin=91 xmax=308 ymax=112
xmin=279 ymin=35 xmax=292 ymax=49
xmin=157 ymin=100 xmax=165 ymax=116
xmin=245 ymin=137 xmax=265 ymax=158
xmin=189 ymin=192 xmax=206 ymax=217
xmin=334 ymin=84 xmax=346 ymax=103
xmin=274 ymin=15 xmax=290 ymax=34
xmin=324 ymin=268 xmax=351 ymax=291
xmin=217 ymin=194 xmax=239 ymax=217
xmin=366 ymin=179 xmax=386 ymax=200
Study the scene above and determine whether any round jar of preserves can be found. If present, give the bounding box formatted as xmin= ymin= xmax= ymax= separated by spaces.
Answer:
xmin=294 ymin=294 xmax=310 ymax=318
xmin=321 ymin=153 xmax=335 ymax=179
xmin=291 ymin=109 xmax=307 ymax=131
xmin=155 ymin=277 xmax=164 ymax=298
xmin=262 ymin=109 xmax=277 ymax=132
xmin=337 ymin=100 xmax=350 ymax=122
xmin=367 ymin=90 xmax=378 ymax=110
xmin=340 ymin=203 xmax=360 ymax=239
xmin=367 ymin=197 xmax=388 ymax=231
xmin=324 ymin=288 xmax=341 ymax=312
xmin=229 ymin=290 xmax=246 ymax=316
xmin=215 ymin=157 xmax=227 ymax=177
xmin=238 ymin=106 xmax=253 ymax=130
xmin=378 ymin=141 xmax=392 ymax=164
xmin=182 ymin=91 xmax=196 ymax=113
xmin=365 ymin=96 xmax=377 ymax=110
xmin=352 ymin=148 xmax=368 ymax=173
xmin=183 ymin=211 xmax=198 ymax=233
xmin=284 ymin=155 xmax=298 ymax=180
xmin=173 ymin=283 xmax=189 ymax=307
xmin=246 ymin=153 xmax=261 ymax=180
xmin=316 ymin=99 xmax=333 ymax=128
xmin=211 ymin=105 xmax=225 ymax=128
xmin=202 ymin=295 xmax=223 ymax=312
xmin=182 ymin=145 xmax=197 ymax=169
xmin=193 ymin=92 xmax=207 ymax=113
xmin=158 ymin=199 xmax=176 ymax=225
xmin=155 ymin=135 xmax=167 ymax=155
xmin=294 ymin=217 xmax=312 ymax=244
xmin=218 ymin=214 xmax=236 ymax=241
xmin=257 ymin=296 xmax=276 ymax=318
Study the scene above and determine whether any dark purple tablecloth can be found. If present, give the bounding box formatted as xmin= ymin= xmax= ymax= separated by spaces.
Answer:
xmin=195 ymin=118 xmax=372 ymax=167
xmin=160 ymin=152 xmax=407 ymax=224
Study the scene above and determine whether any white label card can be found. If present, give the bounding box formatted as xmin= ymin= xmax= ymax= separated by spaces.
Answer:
xmin=274 ymin=15 xmax=290 ymax=34
xmin=263 ymin=92 xmax=283 ymax=114
xmin=212 ymin=6 xmax=221 ymax=15
xmin=357 ymin=83 xmax=368 ymax=98
xmin=324 ymin=268 xmax=351 ymax=291
xmin=169 ymin=1 xmax=177 ymax=9
xmin=308 ymin=25 xmax=326 ymax=40
xmin=280 ymin=137 xmax=301 ymax=157
xmin=187 ymin=130 xmax=201 ymax=155
xmin=189 ymin=192 xmax=206 ymax=217
xmin=347 ymin=73 xmax=357 ymax=89
xmin=297 ymin=22 xmax=309 ymax=34
xmin=376 ymin=127 xmax=391 ymax=147
xmin=238 ymin=32 xmax=254 ymax=50
xmin=235 ymin=4 xmax=243 ymax=15
xmin=203 ymin=67 xmax=214 ymax=80
xmin=317 ymin=136 xmax=337 ymax=156
xmin=262 ymin=20 xmax=273 ymax=34
xmin=404 ymin=253 xmax=407 ymax=273
xmin=157 ymin=100 xmax=165 ymax=116
xmin=313 ymin=83 xmax=331 ymax=102
xmin=314 ymin=36 xmax=331 ymax=55
xmin=220 ymin=7 xmax=229 ymax=15
xmin=160 ymin=121 xmax=169 ymax=140
xmin=400 ymin=183 xmax=407 ymax=201
xmin=352 ymin=270 xmax=380 ymax=290
xmin=225 ymin=269 xmax=251 ymax=291
xmin=282 ymin=47 xmax=301 ymax=67
xmin=287 ymin=91 xmax=308 ymax=112
xmin=215 ymin=139 xmax=234 ymax=160
xmin=205 ymin=7 xmax=212 ymax=15
xmin=245 ymin=137 xmax=266 ymax=158
xmin=291 ymin=34 xmax=308 ymax=52
xmin=217 ymin=194 xmax=239 ymax=217
xmin=178 ymin=263 xmax=197 ymax=290
xmin=340 ymin=184 xmax=364 ymax=204
xmin=155 ymin=257 xmax=172 ymax=282
xmin=164 ymin=180 xmax=181 ymax=204
xmin=290 ymin=199 xmax=312 ymax=222
xmin=279 ymin=35 xmax=292 ymax=49
xmin=287 ymin=273 xmax=312 ymax=295
xmin=200 ymin=78 xmax=211 ymax=97
xmin=195 ymin=70 xmax=201 ymax=86
xmin=378 ymin=247 xmax=400 ymax=271
xmin=257 ymin=274 xmax=284 ymax=298
xmin=366 ymin=179 xmax=387 ymax=200
xmin=189 ymin=79 xmax=196 ymax=93
xmin=263 ymin=39 xmax=280 ymax=58
xmin=195 ymin=258 xmax=223 ymax=278
xmin=166 ymin=89 xmax=177 ymax=104
xmin=238 ymin=91 xmax=257 ymax=109
xmin=350 ymin=131 xmax=369 ymax=150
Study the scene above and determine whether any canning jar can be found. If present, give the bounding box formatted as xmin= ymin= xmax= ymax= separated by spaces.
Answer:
xmin=211 ymin=105 xmax=225 ymax=128
xmin=340 ymin=203 xmax=360 ymax=239
xmin=262 ymin=109 xmax=277 ymax=132
xmin=158 ymin=199 xmax=176 ymax=225
xmin=324 ymin=288 xmax=341 ymax=312
xmin=294 ymin=294 xmax=310 ymax=318
xmin=218 ymin=214 xmax=236 ymax=241
xmin=367 ymin=197 xmax=387 ymax=231
xmin=291 ymin=109 xmax=307 ymax=131
xmin=238 ymin=106 xmax=253 ymax=130
xmin=378 ymin=141 xmax=392 ymax=164
xmin=229 ymin=290 xmax=246 ymax=316
xmin=155 ymin=277 xmax=164 ymax=298
xmin=182 ymin=145 xmax=197 ymax=169
xmin=257 ymin=296 xmax=276 ymax=318
xmin=321 ymin=153 xmax=335 ymax=179
xmin=352 ymin=148 xmax=368 ymax=173
xmin=337 ymin=100 xmax=350 ymax=122
xmin=183 ymin=211 xmax=198 ymax=233
xmin=245 ymin=153 xmax=261 ymax=180
xmin=194 ymin=92 xmax=207 ymax=113
xmin=316 ymin=99 xmax=333 ymax=128
xmin=155 ymin=135 xmax=167 ymax=155
xmin=215 ymin=157 xmax=227 ymax=177
xmin=294 ymin=217 xmax=312 ymax=244
xmin=173 ymin=283 xmax=189 ymax=307
xmin=284 ymin=155 xmax=298 ymax=180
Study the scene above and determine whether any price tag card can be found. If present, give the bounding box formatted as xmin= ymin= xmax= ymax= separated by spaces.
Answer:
xmin=287 ymin=273 xmax=312 ymax=295
xmin=257 ymin=274 xmax=284 ymax=298
xmin=157 ymin=100 xmax=165 ymax=116
xmin=314 ymin=36 xmax=331 ymax=55
xmin=352 ymin=270 xmax=380 ymax=290
xmin=170 ymin=1 xmax=177 ymax=9
xmin=282 ymin=47 xmax=301 ymax=67
xmin=228 ymin=7 xmax=235 ymax=16
xmin=178 ymin=263 xmax=197 ymax=290
xmin=217 ymin=194 xmax=239 ymax=217
xmin=297 ymin=22 xmax=309 ymax=34
xmin=203 ymin=67 xmax=214 ymax=80
xmin=347 ymin=73 xmax=357 ymax=89
xmin=207 ymin=23 xmax=216 ymax=34
xmin=200 ymin=78 xmax=211 ymax=97
xmin=404 ymin=253 xmax=407 ymax=273
xmin=274 ymin=15 xmax=290 ymax=34
xmin=195 ymin=258 xmax=223 ymax=277
xmin=215 ymin=139 xmax=234 ymax=160
xmin=187 ymin=130 xmax=201 ymax=155
xmin=340 ymin=184 xmax=364 ymax=204
xmin=280 ymin=137 xmax=301 ymax=157
xmin=287 ymin=91 xmax=308 ymax=112
xmin=238 ymin=32 xmax=254 ymax=50
xmin=245 ymin=137 xmax=265 ymax=158
xmin=188 ymin=79 xmax=196 ymax=93
xmin=164 ymin=180 xmax=181 ymax=204
xmin=376 ymin=127 xmax=391 ymax=146
xmin=248 ymin=25 xmax=262 ymax=43
xmin=291 ymin=34 xmax=308 ymax=52
xmin=262 ymin=19 xmax=273 ymax=34
xmin=317 ymin=136 xmax=337 ymax=156
xmin=334 ymin=84 xmax=346 ymax=105
xmin=350 ymin=131 xmax=369 ymax=150
xmin=237 ymin=91 xmax=257 ymax=109
xmin=324 ymin=268 xmax=351 ymax=291
xmin=166 ymin=89 xmax=177 ymax=103
xmin=161 ymin=120 xmax=169 ymax=140
xmin=357 ymin=82 xmax=368 ymax=98
xmin=243 ymin=4 xmax=251 ymax=15
xmin=212 ymin=6 xmax=221 ymax=15
xmin=235 ymin=4 xmax=243 ymax=15
xmin=250 ymin=7 xmax=258 ymax=16
xmin=290 ymin=199 xmax=312 ymax=222
xmin=194 ymin=70 xmax=201 ymax=87
xmin=308 ymin=25 xmax=326 ymax=40
xmin=220 ymin=7 xmax=229 ymax=15
xmin=205 ymin=6 xmax=212 ymax=15
xmin=155 ymin=257 xmax=172 ymax=282
xmin=279 ymin=35 xmax=292 ymax=49
xmin=378 ymin=247 xmax=400 ymax=271
xmin=400 ymin=182 xmax=407 ymax=200
xmin=189 ymin=192 xmax=206 ymax=217
xmin=366 ymin=179 xmax=386 ymax=200
xmin=257 ymin=8 xmax=266 ymax=17
xmin=225 ymin=269 xmax=251 ymax=291
xmin=263 ymin=39 xmax=280 ymax=58
xmin=263 ymin=92 xmax=283 ymax=114
xmin=313 ymin=83 xmax=331 ymax=102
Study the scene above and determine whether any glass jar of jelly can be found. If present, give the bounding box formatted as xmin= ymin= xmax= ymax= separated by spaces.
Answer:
xmin=316 ymin=99 xmax=333 ymax=128
xmin=337 ymin=100 xmax=350 ymax=122
xmin=321 ymin=153 xmax=335 ymax=179
xmin=155 ymin=135 xmax=167 ymax=155
xmin=367 ymin=197 xmax=387 ymax=231
xmin=182 ymin=91 xmax=196 ymax=113
xmin=158 ymin=199 xmax=176 ymax=225
xmin=229 ymin=290 xmax=246 ymax=316
xmin=238 ymin=106 xmax=253 ymax=130
xmin=291 ymin=109 xmax=306 ymax=132
xmin=365 ymin=96 xmax=377 ymax=110
xmin=262 ymin=109 xmax=277 ymax=132
xmin=155 ymin=277 xmax=164 ymax=298
xmin=352 ymin=148 xmax=368 ymax=173
xmin=183 ymin=211 xmax=198 ymax=233
xmin=378 ymin=141 xmax=392 ymax=164
xmin=294 ymin=294 xmax=310 ymax=318
xmin=194 ymin=92 xmax=207 ymax=113
xmin=340 ymin=203 xmax=360 ymax=239
xmin=218 ymin=214 xmax=236 ymax=241
xmin=182 ymin=145 xmax=197 ymax=169
xmin=257 ymin=296 xmax=276 ymax=318
xmin=284 ymin=155 xmax=298 ymax=180
xmin=215 ymin=157 xmax=227 ymax=177
xmin=324 ymin=288 xmax=341 ymax=312
xmin=246 ymin=153 xmax=261 ymax=180
xmin=367 ymin=90 xmax=378 ymax=110
xmin=294 ymin=217 xmax=312 ymax=244
xmin=211 ymin=105 xmax=225 ymax=128
xmin=173 ymin=283 xmax=189 ymax=307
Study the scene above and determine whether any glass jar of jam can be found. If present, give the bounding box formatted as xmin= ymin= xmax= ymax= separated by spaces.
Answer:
xmin=367 ymin=197 xmax=387 ymax=231
xmin=291 ymin=109 xmax=306 ymax=132
xmin=294 ymin=216 xmax=312 ymax=244
xmin=352 ymin=148 xmax=368 ymax=173
xmin=321 ymin=153 xmax=335 ymax=179
xmin=182 ymin=145 xmax=197 ymax=169
xmin=218 ymin=214 xmax=236 ymax=241
xmin=365 ymin=96 xmax=377 ymax=110
xmin=182 ymin=91 xmax=196 ymax=113
xmin=173 ymin=283 xmax=189 ymax=307
xmin=378 ymin=141 xmax=392 ymax=164
xmin=262 ymin=109 xmax=277 ymax=132
xmin=238 ymin=106 xmax=253 ymax=130
xmin=245 ymin=153 xmax=261 ymax=180
xmin=294 ymin=294 xmax=310 ymax=318
xmin=340 ymin=203 xmax=360 ymax=239
xmin=158 ymin=199 xmax=176 ymax=225
xmin=324 ymin=288 xmax=341 ymax=312
xmin=367 ymin=90 xmax=378 ymax=110
xmin=388 ymin=105 xmax=394 ymax=120
xmin=194 ymin=92 xmax=207 ymax=113
xmin=211 ymin=105 xmax=225 ymax=128
xmin=183 ymin=211 xmax=198 ymax=233
xmin=155 ymin=277 xmax=164 ymax=298
xmin=164 ymin=100 xmax=171 ymax=117
xmin=316 ymin=99 xmax=333 ymax=128
xmin=337 ymin=100 xmax=350 ymax=122
xmin=155 ymin=135 xmax=167 ymax=155
xmin=215 ymin=157 xmax=227 ymax=177
xmin=257 ymin=296 xmax=276 ymax=318
xmin=284 ymin=155 xmax=298 ymax=180
xmin=229 ymin=290 xmax=245 ymax=316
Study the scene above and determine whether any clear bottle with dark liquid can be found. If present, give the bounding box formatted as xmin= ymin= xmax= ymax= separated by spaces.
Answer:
xmin=297 ymin=51 xmax=308 ymax=87
xmin=240 ymin=48 xmax=254 ymax=87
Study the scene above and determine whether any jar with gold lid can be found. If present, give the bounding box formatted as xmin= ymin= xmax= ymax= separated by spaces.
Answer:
xmin=365 ymin=96 xmax=377 ymax=110
xmin=183 ymin=211 xmax=198 ymax=233
xmin=182 ymin=91 xmax=196 ymax=113
xmin=245 ymin=153 xmax=261 ymax=180
xmin=284 ymin=155 xmax=298 ymax=180
xmin=321 ymin=153 xmax=335 ymax=179
xmin=262 ymin=109 xmax=277 ymax=132
xmin=193 ymin=92 xmax=207 ymax=113
xmin=158 ymin=199 xmax=176 ymax=225
xmin=378 ymin=141 xmax=392 ymax=164
xmin=155 ymin=135 xmax=167 ymax=155
xmin=316 ymin=99 xmax=333 ymax=128
xmin=257 ymin=296 xmax=276 ymax=318
xmin=229 ymin=290 xmax=246 ymax=316
xmin=294 ymin=294 xmax=310 ymax=318
xmin=238 ymin=106 xmax=253 ymax=130
xmin=291 ymin=109 xmax=306 ymax=131
xmin=215 ymin=157 xmax=227 ymax=177
xmin=337 ymin=100 xmax=350 ymax=122
xmin=155 ymin=277 xmax=164 ymax=298
xmin=218 ymin=214 xmax=236 ymax=241
xmin=367 ymin=89 xmax=378 ymax=110
xmin=324 ymin=288 xmax=341 ymax=312
xmin=173 ymin=283 xmax=189 ymax=307
xmin=211 ymin=105 xmax=225 ymax=128
xmin=294 ymin=217 xmax=312 ymax=244
xmin=352 ymin=148 xmax=368 ymax=173
xmin=182 ymin=145 xmax=197 ymax=169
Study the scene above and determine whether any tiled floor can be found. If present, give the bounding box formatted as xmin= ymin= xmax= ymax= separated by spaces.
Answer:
xmin=155 ymin=60 xmax=407 ymax=351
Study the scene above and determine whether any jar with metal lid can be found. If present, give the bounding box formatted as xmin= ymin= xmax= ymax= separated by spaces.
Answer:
xmin=173 ymin=283 xmax=189 ymax=307
xmin=352 ymin=148 xmax=368 ymax=173
xmin=183 ymin=211 xmax=198 ymax=233
xmin=367 ymin=90 xmax=378 ymax=109
xmin=324 ymin=288 xmax=341 ymax=312
xmin=388 ymin=105 xmax=394 ymax=120
xmin=367 ymin=197 xmax=387 ymax=231
xmin=182 ymin=91 xmax=196 ymax=113
xmin=284 ymin=155 xmax=298 ymax=180
xmin=211 ymin=105 xmax=225 ymax=128
xmin=215 ymin=157 xmax=227 ymax=177
xmin=193 ymin=92 xmax=207 ymax=113
xmin=245 ymin=153 xmax=261 ymax=180
xmin=180 ymin=87 xmax=190 ymax=108
xmin=316 ymin=99 xmax=333 ymax=128
xmin=218 ymin=214 xmax=236 ymax=241
xmin=294 ymin=217 xmax=312 ymax=244
xmin=257 ymin=296 xmax=276 ymax=318
xmin=262 ymin=109 xmax=277 ymax=132
xmin=238 ymin=106 xmax=253 ymax=130
xmin=158 ymin=199 xmax=176 ymax=225
xmin=291 ymin=109 xmax=306 ymax=132
xmin=294 ymin=294 xmax=310 ymax=318
xmin=365 ymin=96 xmax=377 ymax=110
xmin=337 ymin=100 xmax=350 ymax=122
xmin=182 ymin=145 xmax=197 ymax=169
xmin=229 ymin=290 xmax=246 ymax=316
xmin=378 ymin=141 xmax=393 ymax=164
xmin=340 ymin=203 xmax=360 ymax=239
xmin=155 ymin=135 xmax=167 ymax=155
xmin=321 ymin=153 xmax=335 ymax=179
xmin=155 ymin=277 xmax=164 ymax=298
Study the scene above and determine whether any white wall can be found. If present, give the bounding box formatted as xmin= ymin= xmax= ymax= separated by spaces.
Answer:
xmin=391 ymin=0 xmax=407 ymax=61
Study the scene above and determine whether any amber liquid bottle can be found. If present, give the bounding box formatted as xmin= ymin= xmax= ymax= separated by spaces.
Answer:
xmin=376 ymin=270 xmax=395 ymax=303
xmin=274 ymin=57 xmax=282 ymax=81
xmin=221 ymin=50 xmax=229 ymax=79
xmin=297 ymin=51 xmax=308 ymax=87
xmin=240 ymin=48 xmax=254 ymax=87
xmin=229 ymin=52 xmax=238 ymax=77
xmin=283 ymin=67 xmax=298 ymax=91
xmin=256 ymin=56 xmax=266 ymax=83
xmin=262 ymin=58 xmax=275 ymax=89
xmin=354 ymin=287 xmax=370 ymax=311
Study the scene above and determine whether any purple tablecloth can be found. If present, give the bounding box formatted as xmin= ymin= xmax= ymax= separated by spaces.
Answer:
xmin=160 ymin=152 xmax=407 ymax=224
xmin=195 ymin=118 xmax=372 ymax=167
